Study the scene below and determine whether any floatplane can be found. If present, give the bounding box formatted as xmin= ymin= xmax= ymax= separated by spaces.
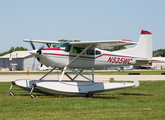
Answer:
xmin=9 ymin=30 xmax=152 ymax=98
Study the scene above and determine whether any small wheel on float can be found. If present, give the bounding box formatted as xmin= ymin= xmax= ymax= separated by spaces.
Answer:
xmin=10 ymin=92 xmax=14 ymax=96
xmin=31 ymin=95 xmax=36 ymax=98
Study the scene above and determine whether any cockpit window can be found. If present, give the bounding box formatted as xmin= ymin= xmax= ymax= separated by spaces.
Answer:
xmin=55 ymin=42 xmax=71 ymax=52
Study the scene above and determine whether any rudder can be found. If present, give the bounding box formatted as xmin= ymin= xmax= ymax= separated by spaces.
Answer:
xmin=114 ymin=30 xmax=152 ymax=59
xmin=135 ymin=30 xmax=152 ymax=59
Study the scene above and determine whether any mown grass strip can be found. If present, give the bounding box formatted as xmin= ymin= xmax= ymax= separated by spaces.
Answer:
xmin=0 ymin=81 xmax=165 ymax=119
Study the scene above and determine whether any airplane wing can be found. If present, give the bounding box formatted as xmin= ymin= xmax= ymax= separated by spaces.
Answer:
xmin=69 ymin=39 xmax=137 ymax=48
xmin=23 ymin=39 xmax=59 ymax=45
xmin=23 ymin=39 xmax=136 ymax=48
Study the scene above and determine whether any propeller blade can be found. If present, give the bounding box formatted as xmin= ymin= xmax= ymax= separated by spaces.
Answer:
xmin=30 ymin=41 xmax=36 ymax=50
xmin=37 ymin=45 xmax=45 ymax=54
xmin=39 ymin=45 xmax=45 ymax=50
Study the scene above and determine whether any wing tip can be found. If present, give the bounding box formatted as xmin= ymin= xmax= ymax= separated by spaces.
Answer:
xmin=23 ymin=39 xmax=31 ymax=42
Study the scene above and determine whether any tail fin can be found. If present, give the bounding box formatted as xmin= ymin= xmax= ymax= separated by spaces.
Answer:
xmin=115 ymin=30 xmax=152 ymax=59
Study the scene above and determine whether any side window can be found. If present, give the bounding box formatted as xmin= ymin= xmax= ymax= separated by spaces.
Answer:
xmin=87 ymin=49 xmax=94 ymax=55
xmin=72 ymin=47 xmax=84 ymax=53
xmin=72 ymin=47 xmax=101 ymax=55
xmin=96 ymin=50 xmax=101 ymax=55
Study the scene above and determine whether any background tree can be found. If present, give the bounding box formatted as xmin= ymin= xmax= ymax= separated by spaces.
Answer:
xmin=153 ymin=49 xmax=165 ymax=57
xmin=0 ymin=47 xmax=28 ymax=56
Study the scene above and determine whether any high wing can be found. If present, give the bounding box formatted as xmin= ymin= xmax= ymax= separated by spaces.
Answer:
xmin=24 ymin=39 xmax=136 ymax=48
xmin=23 ymin=39 xmax=59 ymax=45
xmin=70 ymin=39 xmax=137 ymax=48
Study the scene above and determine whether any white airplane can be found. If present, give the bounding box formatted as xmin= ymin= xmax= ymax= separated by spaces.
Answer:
xmin=9 ymin=30 xmax=152 ymax=98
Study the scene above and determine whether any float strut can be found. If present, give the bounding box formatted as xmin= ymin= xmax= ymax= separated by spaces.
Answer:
xmin=30 ymin=84 xmax=36 ymax=98
xmin=39 ymin=67 xmax=56 ymax=80
xmin=9 ymin=81 xmax=15 ymax=96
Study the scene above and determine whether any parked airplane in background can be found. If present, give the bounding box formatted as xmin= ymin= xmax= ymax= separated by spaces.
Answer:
xmin=38 ymin=65 xmax=53 ymax=71
xmin=116 ymin=65 xmax=134 ymax=71
xmin=9 ymin=30 xmax=152 ymax=98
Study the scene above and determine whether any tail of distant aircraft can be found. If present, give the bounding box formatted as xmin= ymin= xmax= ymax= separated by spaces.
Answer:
xmin=115 ymin=30 xmax=152 ymax=59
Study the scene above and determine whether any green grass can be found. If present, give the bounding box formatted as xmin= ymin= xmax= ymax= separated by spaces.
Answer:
xmin=0 ymin=81 xmax=165 ymax=119
xmin=1 ymin=70 xmax=165 ymax=75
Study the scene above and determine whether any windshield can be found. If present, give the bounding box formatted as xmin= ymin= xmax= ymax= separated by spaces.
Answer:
xmin=55 ymin=42 xmax=71 ymax=52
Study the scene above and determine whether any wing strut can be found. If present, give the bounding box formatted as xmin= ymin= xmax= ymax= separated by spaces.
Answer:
xmin=68 ymin=44 xmax=92 ymax=67
xmin=59 ymin=44 xmax=92 ymax=81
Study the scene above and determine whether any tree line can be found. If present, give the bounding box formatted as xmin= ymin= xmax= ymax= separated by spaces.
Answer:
xmin=0 ymin=47 xmax=28 ymax=56
xmin=153 ymin=49 xmax=165 ymax=57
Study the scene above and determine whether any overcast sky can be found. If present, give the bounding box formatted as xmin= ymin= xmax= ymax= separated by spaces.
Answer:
xmin=0 ymin=0 xmax=165 ymax=52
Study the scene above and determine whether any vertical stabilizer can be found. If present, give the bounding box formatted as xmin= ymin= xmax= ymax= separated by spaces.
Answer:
xmin=115 ymin=30 xmax=152 ymax=59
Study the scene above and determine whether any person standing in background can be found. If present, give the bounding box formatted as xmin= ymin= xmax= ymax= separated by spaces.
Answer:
xmin=27 ymin=67 xmax=30 ymax=75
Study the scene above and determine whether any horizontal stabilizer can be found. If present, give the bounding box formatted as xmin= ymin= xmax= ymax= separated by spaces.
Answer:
xmin=152 ymin=59 xmax=165 ymax=63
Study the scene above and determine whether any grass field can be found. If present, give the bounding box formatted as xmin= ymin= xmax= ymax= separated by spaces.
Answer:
xmin=0 ymin=81 xmax=165 ymax=120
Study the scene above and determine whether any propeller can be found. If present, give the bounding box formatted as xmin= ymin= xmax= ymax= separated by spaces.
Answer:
xmin=29 ymin=41 xmax=44 ymax=70
xmin=30 ymin=41 xmax=36 ymax=50
xmin=29 ymin=40 xmax=45 ymax=55
xmin=37 ymin=45 xmax=45 ymax=55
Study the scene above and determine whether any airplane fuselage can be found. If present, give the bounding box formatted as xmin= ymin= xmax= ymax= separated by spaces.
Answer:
xmin=36 ymin=47 xmax=148 ymax=68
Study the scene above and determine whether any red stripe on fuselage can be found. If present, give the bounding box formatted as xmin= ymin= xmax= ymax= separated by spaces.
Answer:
xmin=43 ymin=52 xmax=146 ymax=60
xmin=42 ymin=48 xmax=62 ymax=51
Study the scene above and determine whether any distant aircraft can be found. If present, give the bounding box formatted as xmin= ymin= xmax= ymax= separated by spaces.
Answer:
xmin=9 ymin=30 xmax=152 ymax=98
xmin=116 ymin=65 xmax=134 ymax=71
xmin=139 ymin=65 xmax=158 ymax=69
xmin=38 ymin=65 xmax=53 ymax=71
